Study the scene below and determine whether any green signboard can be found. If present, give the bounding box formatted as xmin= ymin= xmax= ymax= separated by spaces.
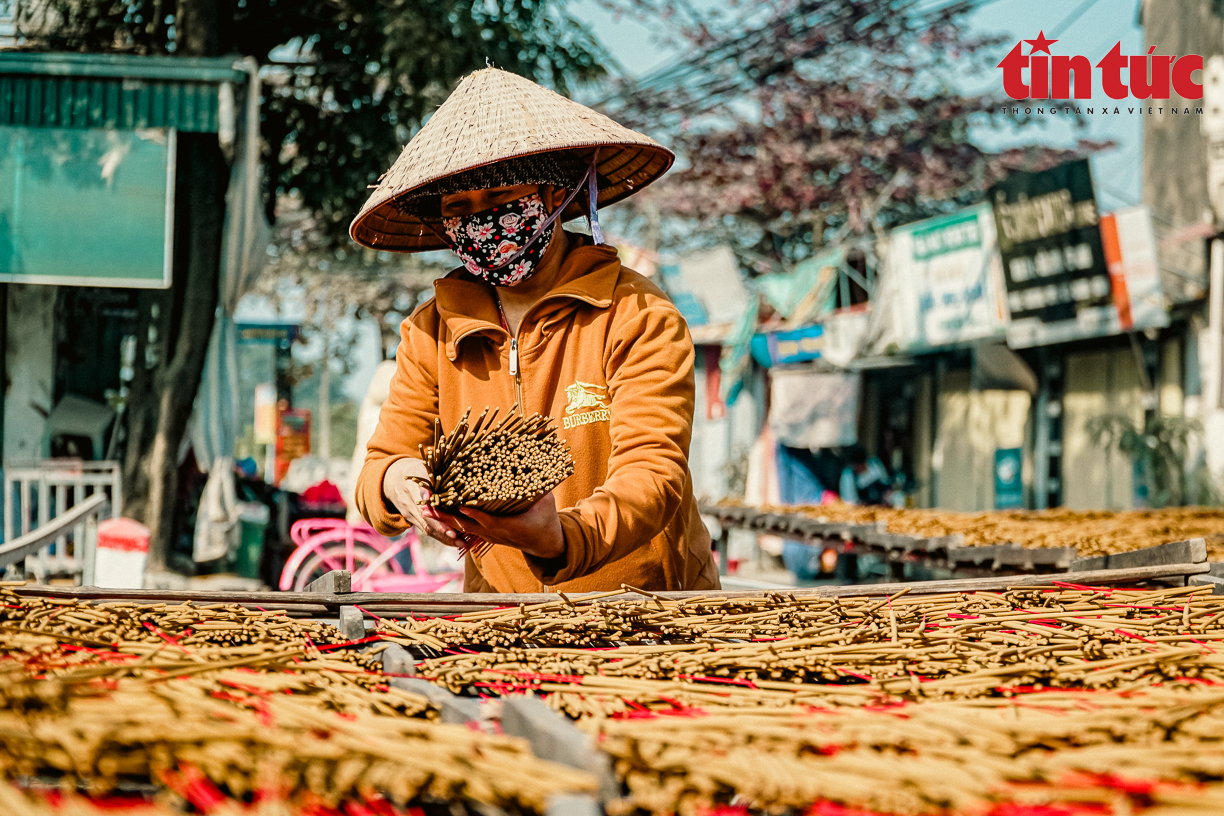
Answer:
xmin=0 ymin=126 xmax=174 ymax=288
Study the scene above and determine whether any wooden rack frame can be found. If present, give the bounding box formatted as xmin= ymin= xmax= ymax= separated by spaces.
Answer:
xmin=12 ymin=560 xmax=1210 ymax=618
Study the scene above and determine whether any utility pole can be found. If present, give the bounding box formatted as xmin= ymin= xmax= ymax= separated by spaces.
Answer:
xmin=319 ymin=338 xmax=331 ymax=462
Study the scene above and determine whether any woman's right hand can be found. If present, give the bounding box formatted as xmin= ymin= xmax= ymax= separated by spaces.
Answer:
xmin=382 ymin=458 xmax=466 ymax=546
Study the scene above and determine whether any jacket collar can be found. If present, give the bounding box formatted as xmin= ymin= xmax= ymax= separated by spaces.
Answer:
xmin=433 ymin=240 xmax=622 ymax=360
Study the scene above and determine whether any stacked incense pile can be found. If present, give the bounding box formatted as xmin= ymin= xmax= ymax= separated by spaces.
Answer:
xmin=0 ymin=670 xmax=594 ymax=812
xmin=736 ymin=500 xmax=1224 ymax=558
xmin=415 ymin=407 xmax=574 ymax=516
xmin=0 ymin=585 xmax=597 ymax=813
xmin=595 ymin=688 xmax=1224 ymax=815
xmin=379 ymin=584 xmax=1224 ymax=815
xmin=384 ymin=584 xmax=1224 ymax=710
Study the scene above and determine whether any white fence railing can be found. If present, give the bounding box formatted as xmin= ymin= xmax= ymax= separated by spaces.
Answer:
xmin=2 ymin=460 xmax=121 ymax=582
xmin=0 ymin=494 xmax=108 ymax=584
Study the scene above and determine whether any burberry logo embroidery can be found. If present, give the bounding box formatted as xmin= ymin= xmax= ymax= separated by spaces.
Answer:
xmin=563 ymin=382 xmax=610 ymax=429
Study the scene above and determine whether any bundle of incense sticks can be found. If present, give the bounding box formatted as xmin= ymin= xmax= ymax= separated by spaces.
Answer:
xmin=414 ymin=407 xmax=574 ymax=520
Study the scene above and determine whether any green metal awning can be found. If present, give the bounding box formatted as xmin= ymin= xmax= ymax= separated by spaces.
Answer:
xmin=0 ymin=52 xmax=247 ymax=133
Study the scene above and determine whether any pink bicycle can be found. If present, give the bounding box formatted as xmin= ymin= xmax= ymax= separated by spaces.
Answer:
xmin=278 ymin=519 xmax=460 ymax=593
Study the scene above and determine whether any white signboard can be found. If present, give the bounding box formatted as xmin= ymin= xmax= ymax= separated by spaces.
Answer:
xmin=886 ymin=203 xmax=1008 ymax=351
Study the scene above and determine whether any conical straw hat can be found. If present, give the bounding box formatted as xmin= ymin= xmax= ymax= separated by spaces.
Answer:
xmin=349 ymin=67 xmax=674 ymax=252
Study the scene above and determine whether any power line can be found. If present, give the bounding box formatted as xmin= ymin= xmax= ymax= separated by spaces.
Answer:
xmin=1050 ymin=0 xmax=1106 ymax=38
xmin=595 ymin=0 xmax=994 ymax=111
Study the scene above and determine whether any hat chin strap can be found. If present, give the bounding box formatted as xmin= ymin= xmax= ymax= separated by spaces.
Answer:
xmin=586 ymin=149 xmax=605 ymax=245
xmin=485 ymin=149 xmax=604 ymax=271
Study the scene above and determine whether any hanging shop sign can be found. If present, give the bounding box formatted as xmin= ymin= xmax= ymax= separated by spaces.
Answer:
xmin=1099 ymin=205 xmax=1169 ymax=334
xmin=752 ymin=324 xmax=825 ymax=366
xmin=994 ymin=447 xmax=1024 ymax=510
xmin=236 ymin=323 xmax=300 ymax=347
xmin=253 ymin=383 xmax=278 ymax=446
xmin=0 ymin=126 xmax=176 ymax=288
xmin=274 ymin=408 xmax=312 ymax=485
xmin=886 ymin=203 xmax=1008 ymax=351
xmin=990 ymin=159 xmax=1137 ymax=348
xmin=750 ymin=308 xmax=870 ymax=368
xmin=999 ymin=201 xmax=1168 ymax=348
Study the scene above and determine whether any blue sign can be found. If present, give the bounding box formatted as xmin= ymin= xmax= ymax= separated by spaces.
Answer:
xmin=236 ymin=323 xmax=299 ymax=347
xmin=750 ymin=324 xmax=825 ymax=368
xmin=994 ymin=447 xmax=1024 ymax=509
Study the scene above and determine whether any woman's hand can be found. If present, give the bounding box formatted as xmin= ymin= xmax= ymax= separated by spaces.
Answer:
xmin=434 ymin=493 xmax=565 ymax=561
xmin=382 ymin=458 xmax=465 ymax=545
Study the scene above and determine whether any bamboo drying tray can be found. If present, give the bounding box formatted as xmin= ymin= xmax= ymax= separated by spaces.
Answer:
xmin=722 ymin=501 xmax=1224 ymax=558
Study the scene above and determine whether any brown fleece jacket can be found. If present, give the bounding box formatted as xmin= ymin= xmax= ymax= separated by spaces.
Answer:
xmin=355 ymin=240 xmax=719 ymax=593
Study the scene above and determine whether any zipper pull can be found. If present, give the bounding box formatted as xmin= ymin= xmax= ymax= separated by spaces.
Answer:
xmin=509 ymin=338 xmax=519 ymax=376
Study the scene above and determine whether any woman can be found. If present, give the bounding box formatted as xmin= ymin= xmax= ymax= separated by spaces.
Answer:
xmin=350 ymin=68 xmax=718 ymax=593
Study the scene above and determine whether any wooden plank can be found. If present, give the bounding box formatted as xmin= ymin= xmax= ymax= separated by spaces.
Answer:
xmin=990 ymin=545 xmax=1076 ymax=571
xmin=859 ymin=530 xmax=919 ymax=551
xmin=1070 ymin=538 xmax=1207 ymax=572
xmin=948 ymin=545 xmax=999 ymax=566
xmin=759 ymin=513 xmax=790 ymax=532
xmin=789 ymin=518 xmax=836 ymax=539
xmin=11 ymin=585 xmax=335 ymax=616
xmin=803 ymin=563 xmax=1209 ymax=598
xmin=305 ymin=570 xmax=351 ymax=594
xmin=0 ymin=494 xmax=108 ymax=571
xmin=922 ymin=534 xmax=965 ymax=552
xmin=12 ymin=562 xmax=1210 ymax=617
xmin=1027 ymin=547 xmax=1077 ymax=566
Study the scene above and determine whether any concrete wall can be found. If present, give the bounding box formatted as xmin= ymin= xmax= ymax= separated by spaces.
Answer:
xmin=3 ymin=284 xmax=56 ymax=463
xmin=1143 ymin=0 xmax=1219 ymax=227
xmin=1062 ymin=348 xmax=1144 ymax=510
xmin=933 ymin=369 xmax=1031 ymax=511
xmin=1142 ymin=0 xmax=1218 ymax=300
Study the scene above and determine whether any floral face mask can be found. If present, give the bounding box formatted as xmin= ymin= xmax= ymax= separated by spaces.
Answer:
xmin=440 ymin=193 xmax=555 ymax=286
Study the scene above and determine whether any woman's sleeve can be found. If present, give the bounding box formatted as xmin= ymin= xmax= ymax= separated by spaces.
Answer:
xmin=355 ymin=315 xmax=440 ymax=536
xmin=527 ymin=298 xmax=695 ymax=585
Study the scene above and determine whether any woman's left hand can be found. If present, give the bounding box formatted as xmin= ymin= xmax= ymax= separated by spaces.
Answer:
xmin=433 ymin=493 xmax=565 ymax=560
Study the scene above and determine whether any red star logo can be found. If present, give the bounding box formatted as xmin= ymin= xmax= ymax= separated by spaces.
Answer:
xmin=1024 ymin=31 xmax=1057 ymax=55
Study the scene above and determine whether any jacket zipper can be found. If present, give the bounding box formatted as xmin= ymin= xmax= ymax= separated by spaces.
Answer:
xmin=495 ymin=294 xmax=525 ymax=411
xmin=508 ymin=335 xmax=523 ymax=409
